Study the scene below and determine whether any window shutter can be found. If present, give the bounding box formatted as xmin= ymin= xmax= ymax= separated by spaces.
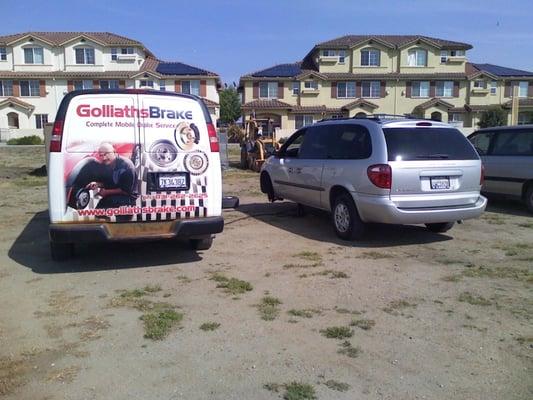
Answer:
xmin=93 ymin=80 xmax=99 ymax=89
xmin=331 ymin=82 xmax=337 ymax=98
xmin=174 ymin=80 xmax=181 ymax=93
xmin=406 ymin=81 xmax=411 ymax=98
xmin=429 ymin=81 xmax=436 ymax=97
xmin=13 ymin=81 xmax=20 ymax=97
xmin=528 ymin=82 xmax=533 ymax=97
xmin=504 ymin=81 xmax=511 ymax=97
xmin=200 ymin=80 xmax=207 ymax=97
xmin=253 ymin=82 xmax=259 ymax=99
xmin=67 ymin=80 xmax=73 ymax=92
xmin=453 ymin=81 xmax=460 ymax=97
xmin=119 ymin=80 xmax=126 ymax=89
xmin=380 ymin=81 xmax=386 ymax=98
xmin=278 ymin=82 xmax=284 ymax=99
xmin=39 ymin=80 xmax=46 ymax=97
xmin=356 ymin=81 xmax=362 ymax=98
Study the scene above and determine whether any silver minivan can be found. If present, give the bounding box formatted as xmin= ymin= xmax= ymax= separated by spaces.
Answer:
xmin=468 ymin=125 xmax=533 ymax=213
xmin=260 ymin=116 xmax=487 ymax=240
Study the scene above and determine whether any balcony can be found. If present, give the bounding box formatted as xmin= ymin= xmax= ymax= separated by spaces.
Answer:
xmin=471 ymin=88 xmax=489 ymax=95
xmin=300 ymin=88 xmax=319 ymax=96
xmin=446 ymin=56 xmax=466 ymax=64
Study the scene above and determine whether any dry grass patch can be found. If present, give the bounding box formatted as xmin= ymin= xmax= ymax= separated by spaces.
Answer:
xmin=293 ymin=251 xmax=322 ymax=263
xmin=141 ymin=309 xmax=183 ymax=340
xmin=199 ymin=322 xmax=220 ymax=331
xmin=383 ymin=299 xmax=418 ymax=316
xmin=350 ymin=318 xmax=375 ymax=331
xmin=210 ymin=273 xmax=253 ymax=295
xmin=337 ymin=340 xmax=361 ymax=358
xmin=358 ymin=251 xmax=394 ymax=259
xmin=47 ymin=366 xmax=80 ymax=383
xmin=324 ymin=379 xmax=351 ymax=392
xmin=257 ymin=296 xmax=282 ymax=321
xmin=287 ymin=309 xmax=321 ymax=318
xmin=458 ymin=292 xmax=492 ymax=306
xmin=320 ymin=326 xmax=353 ymax=339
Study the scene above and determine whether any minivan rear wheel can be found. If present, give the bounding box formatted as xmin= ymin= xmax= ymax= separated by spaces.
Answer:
xmin=332 ymin=193 xmax=365 ymax=240
xmin=190 ymin=237 xmax=213 ymax=250
xmin=260 ymin=172 xmax=275 ymax=202
xmin=50 ymin=241 xmax=74 ymax=261
xmin=525 ymin=185 xmax=533 ymax=213
xmin=425 ymin=222 xmax=455 ymax=233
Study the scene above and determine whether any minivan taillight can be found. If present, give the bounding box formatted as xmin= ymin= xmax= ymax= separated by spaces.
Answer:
xmin=49 ymin=119 xmax=64 ymax=152
xmin=367 ymin=164 xmax=392 ymax=189
xmin=480 ymin=163 xmax=485 ymax=185
xmin=207 ymin=123 xmax=219 ymax=152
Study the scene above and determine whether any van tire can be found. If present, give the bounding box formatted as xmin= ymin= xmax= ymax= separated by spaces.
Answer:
xmin=190 ymin=237 xmax=213 ymax=250
xmin=425 ymin=222 xmax=455 ymax=233
xmin=332 ymin=193 xmax=365 ymax=240
xmin=525 ymin=185 xmax=533 ymax=213
xmin=50 ymin=241 xmax=73 ymax=261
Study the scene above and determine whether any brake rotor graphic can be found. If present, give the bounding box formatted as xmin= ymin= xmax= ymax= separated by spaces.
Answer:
xmin=149 ymin=139 xmax=178 ymax=167
xmin=184 ymin=151 xmax=209 ymax=176
xmin=174 ymin=122 xmax=200 ymax=151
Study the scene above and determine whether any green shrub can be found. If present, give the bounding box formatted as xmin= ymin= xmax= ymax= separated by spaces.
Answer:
xmin=7 ymin=135 xmax=43 ymax=145
xmin=227 ymin=124 xmax=244 ymax=143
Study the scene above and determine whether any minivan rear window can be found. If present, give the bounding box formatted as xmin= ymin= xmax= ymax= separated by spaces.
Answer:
xmin=383 ymin=128 xmax=478 ymax=161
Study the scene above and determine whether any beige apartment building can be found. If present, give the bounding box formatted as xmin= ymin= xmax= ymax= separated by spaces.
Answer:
xmin=0 ymin=32 xmax=220 ymax=140
xmin=239 ymin=35 xmax=533 ymax=136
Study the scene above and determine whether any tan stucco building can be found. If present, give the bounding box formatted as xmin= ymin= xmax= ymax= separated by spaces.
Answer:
xmin=238 ymin=35 xmax=533 ymax=137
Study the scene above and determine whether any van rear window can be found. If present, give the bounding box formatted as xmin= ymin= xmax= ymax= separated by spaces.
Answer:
xmin=383 ymin=128 xmax=478 ymax=161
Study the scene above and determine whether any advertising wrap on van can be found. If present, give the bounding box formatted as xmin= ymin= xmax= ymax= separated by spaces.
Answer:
xmin=62 ymin=95 xmax=213 ymax=223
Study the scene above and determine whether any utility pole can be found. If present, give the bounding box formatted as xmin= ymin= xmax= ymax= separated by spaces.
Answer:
xmin=511 ymin=84 xmax=519 ymax=125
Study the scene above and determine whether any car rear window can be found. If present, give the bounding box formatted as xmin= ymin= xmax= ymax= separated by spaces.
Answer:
xmin=383 ymin=127 xmax=478 ymax=161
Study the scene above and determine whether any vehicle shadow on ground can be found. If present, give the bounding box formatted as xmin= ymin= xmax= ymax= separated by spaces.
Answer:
xmin=233 ymin=201 xmax=453 ymax=247
xmin=484 ymin=195 xmax=531 ymax=218
xmin=8 ymin=211 xmax=202 ymax=274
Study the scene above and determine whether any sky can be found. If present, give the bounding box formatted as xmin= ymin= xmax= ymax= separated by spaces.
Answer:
xmin=1 ymin=0 xmax=533 ymax=85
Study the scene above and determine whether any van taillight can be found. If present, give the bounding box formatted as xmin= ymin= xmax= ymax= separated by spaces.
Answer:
xmin=367 ymin=164 xmax=392 ymax=189
xmin=480 ymin=164 xmax=485 ymax=185
xmin=49 ymin=120 xmax=64 ymax=152
xmin=207 ymin=123 xmax=219 ymax=152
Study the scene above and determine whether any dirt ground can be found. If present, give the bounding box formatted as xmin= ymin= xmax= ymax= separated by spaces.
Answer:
xmin=0 ymin=146 xmax=532 ymax=400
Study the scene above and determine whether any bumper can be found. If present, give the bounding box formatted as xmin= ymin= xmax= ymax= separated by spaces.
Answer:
xmin=50 ymin=216 xmax=224 ymax=244
xmin=355 ymin=194 xmax=487 ymax=224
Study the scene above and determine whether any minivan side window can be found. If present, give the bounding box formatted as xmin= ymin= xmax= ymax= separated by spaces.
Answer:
xmin=491 ymin=130 xmax=533 ymax=156
xmin=280 ymin=129 xmax=306 ymax=158
xmin=326 ymin=124 xmax=372 ymax=159
xmin=298 ymin=126 xmax=329 ymax=159
xmin=469 ymin=132 xmax=492 ymax=155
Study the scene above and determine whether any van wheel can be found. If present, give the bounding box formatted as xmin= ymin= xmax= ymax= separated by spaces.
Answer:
xmin=50 ymin=241 xmax=73 ymax=261
xmin=525 ymin=185 xmax=533 ymax=213
xmin=425 ymin=222 xmax=455 ymax=233
xmin=260 ymin=172 xmax=275 ymax=202
xmin=190 ymin=237 xmax=213 ymax=251
xmin=332 ymin=193 xmax=365 ymax=240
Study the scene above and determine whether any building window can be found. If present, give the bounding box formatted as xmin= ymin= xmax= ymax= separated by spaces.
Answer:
xmin=361 ymin=48 xmax=380 ymax=66
xmin=100 ymin=80 xmax=119 ymax=90
xmin=473 ymin=80 xmax=486 ymax=89
xmin=0 ymin=80 xmax=13 ymax=96
xmin=111 ymin=47 xmax=134 ymax=61
xmin=73 ymin=80 xmax=93 ymax=90
xmin=259 ymin=82 xmax=278 ymax=98
xmin=304 ymin=81 xmax=318 ymax=90
xmin=436 ymin=81 xmax=453 ymax=97
xmin=361 ymin=81 xmax=380 ymax=98
xmin=0 ymin=48 xmax=6 ymax=61
xmin=20 ymin=80 xmax=40 ymax=96
xmin=451 ymin=50 xmax=465 ymax=57
xmin=159 ymin=80 xmax=166 ymax=91
xmin=35 ymin=114 xmax=48 ymax=129
xmin=139 ymin=80 xmax=154 ymax=88
xmin=75 ymin=48 xmax=95 ymax=64
xmin=24 ymin=47 xmax=44 ymax=64
xmin=440 ymin=50 xmax=448 ymax=63
xmin=111 ymin=48 xmax=117 ymax=60
xmin=518 ymin=81 xmax=528 ymax=97
xmin=292 ymin=81 xmax=300 ymax=95
xmin=412 ymin=81 xmax=430 ymax=97
xmin=337 ymin=82 xmax=356 ymax=98
xmin=322 ymin=49 xmax=336 ymax=57
xmin=295 ymin=115 xmax=313 ymax=129
xmin=407 ymin=48 xmax=427 ymax=67
xmin=338 ymin=50 xmax=346 ymax=64
xmin=490 ymin=81 xmax=497 ymax=95
xmin=182 ymin=80 xmax=200 ymax=95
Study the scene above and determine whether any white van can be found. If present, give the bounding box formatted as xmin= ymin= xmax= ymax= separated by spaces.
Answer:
xmin=47 ymin=90 xmax=223 ymax=260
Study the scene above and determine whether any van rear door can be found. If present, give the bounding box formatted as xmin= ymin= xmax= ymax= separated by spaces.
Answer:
xmin=384 ymin=127 xmax=482 ymax=209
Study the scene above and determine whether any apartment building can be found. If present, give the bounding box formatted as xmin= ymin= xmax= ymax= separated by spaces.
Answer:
xmin=238 ymin=35 xmax=533 ymax=136
xmin=0 ymin=32 xmax=220 ymax=139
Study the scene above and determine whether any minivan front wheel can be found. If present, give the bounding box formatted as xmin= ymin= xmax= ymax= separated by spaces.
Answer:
xmin=332 ymin=193 xmax=365 ymax=240
xmin=425 ymin=222 xmax=455 ymax=233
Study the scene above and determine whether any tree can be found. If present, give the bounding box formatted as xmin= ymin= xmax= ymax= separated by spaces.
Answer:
xmin=219 ymin=88 xmax=241 ymax=124
xmin=478 ymin=107 xmax=507 ymax=128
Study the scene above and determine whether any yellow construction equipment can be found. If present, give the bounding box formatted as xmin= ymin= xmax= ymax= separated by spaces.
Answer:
xmin=240 ymin=116 xmax=278 ymax=171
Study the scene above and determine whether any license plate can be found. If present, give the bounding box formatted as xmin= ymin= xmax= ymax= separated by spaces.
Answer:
xmin=430 ymin=176 xmax=450 ymax=190
xmin=158 ymin=174 xmax=187 ymax=189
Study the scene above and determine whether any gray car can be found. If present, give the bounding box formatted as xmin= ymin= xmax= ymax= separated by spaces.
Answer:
xmin=468 ymin=125 xmax=533 ymax=213
xmin=260 ymin=116 xmax=487 ymax=240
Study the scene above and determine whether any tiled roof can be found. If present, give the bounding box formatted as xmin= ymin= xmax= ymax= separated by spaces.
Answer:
xmin=288 ymin=105 xmax=343 ymax=113
xmin=156 ymin=61 xmax=218 ymax=77
xmin=242 ymin=63 xmax=302 ymax=78
xmin=242 ymin=99 xmax=292 ymax=109
xmin=342 ymin=99 xmax=379 ymax=110
xmin=503 ymin=98 xmax=533 ymax=108
xmin=414 ymin=98 xmax=455 ymax=110
xmin=322 ymin=72 xmax=468 ymax=80
xmin=471 ymin=63 xmax=533 ymax=77
xmin=0 ymin=97 xmax=35 ymax=111
xmin=0 ymin=71 xmax=133 ymax=78
xmin=464 ymin=104 xmax=500 ymax=112
xmin=317 ymin=35 xmax=472 ymax=50
xmin=200 ymin=97 xmax=219 ymax=107
xmin=0 ymin=32 xmax=143 ymax=46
